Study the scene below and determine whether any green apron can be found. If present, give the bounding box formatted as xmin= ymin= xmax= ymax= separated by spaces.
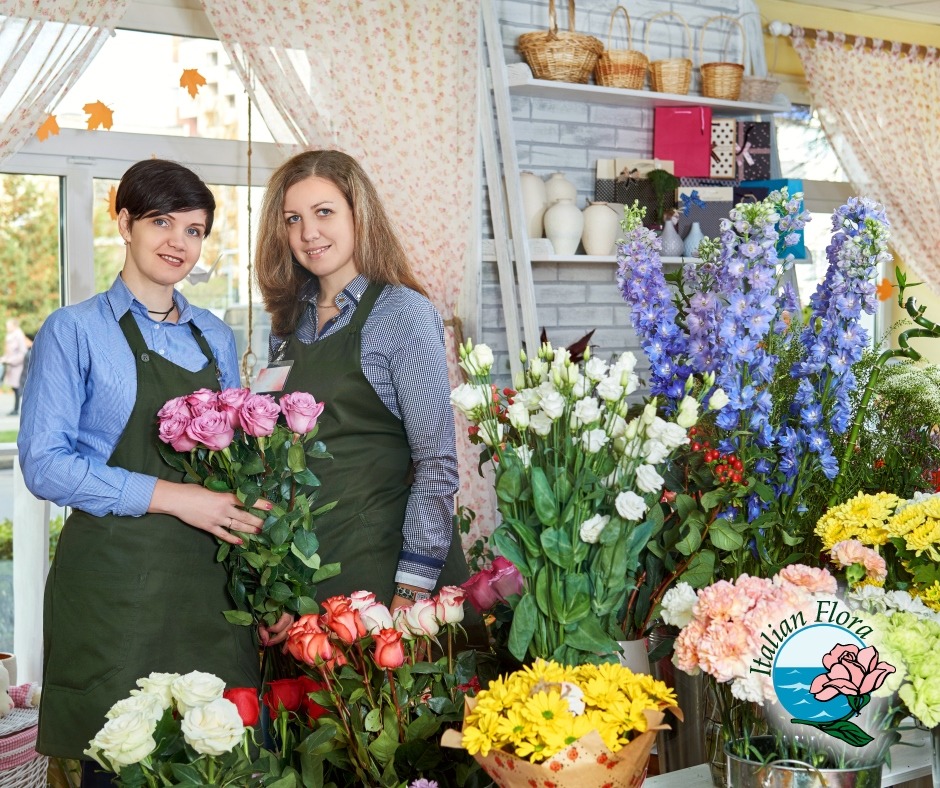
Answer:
xmin=279 ymin=282 xmax=471 ymax=603
xmin=38 ymin=311 xmax=260 ymax=760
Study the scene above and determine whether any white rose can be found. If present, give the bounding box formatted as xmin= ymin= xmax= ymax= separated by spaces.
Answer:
xmin=529 ymin=413 xmax=553 ymax=436
xmin=660 ymin=582 xmax=698 ymax=628
xmin=170 ymin=671 xmax=225 ymax=715
xmin=584 ymin=357 xmax=609 ymax=382
xmin=615 ymin=490 xmax=648 ymax=521
xmin=450 ymin=384 xmax=489 ymax=418
xmin=657 ymin=421 xmax=690 ymax=450
xmin=461 ymin=343 xmax=494 ymax=376
xmin=359 ymin=601 xmax=394 ymax=634
xmin=579 ymin=514 xmax=610 ymax=544
xmin=676 ymin=395 xmax=700 ymax=429
xmin=134 ymin=672 xmax=180 ymax=707
xmin=539 ymin=390 xmax=566 ymax=420
xmin=571 ymin=397 xmax=602 ymax=427
xmin=518 ymin=387 xmax=542 ymax=412
xmin=642 ymin=439 xmax=670 ymax=465
xmin=708 ymin=388 xmax=730 ymax=411
xmin=106 ymin=692 xmax=166 ymax=722
xmin=479 ymin=420 xmax=504 ymax=448
xmin=515 ymin=444 xmax=533 ymax=468
xmin=595 ymin=376 xmax=624 ymax=403
xmin=180 ymin=698 xmax=245 ymax=757
xmin=635 ymin=464 xmax=665 ymax=494
xmin=507 ymin=400 xmax=530 ymax=430
xmin=85 ymin=712 xmax=157 ymax=768
xmin=581 ymin=428 xmax=609 ymax=454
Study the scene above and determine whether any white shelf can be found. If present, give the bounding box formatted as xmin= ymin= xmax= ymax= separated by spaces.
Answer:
xmin=507 ymin=63 xmax=790 ymax=115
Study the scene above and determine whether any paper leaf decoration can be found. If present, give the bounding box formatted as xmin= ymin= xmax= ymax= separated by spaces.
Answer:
xmin=83 ymin=101 xmax=113 ymax=131
xmin=180 ymin=68 xmax=207 ymax=98
xmin=106 ymin=185 xmax=118 ymax=221
xmin=36 ymin=115 xmax=60 ymax=142
xmin=876 ymin=277 xmax=894 ymax=302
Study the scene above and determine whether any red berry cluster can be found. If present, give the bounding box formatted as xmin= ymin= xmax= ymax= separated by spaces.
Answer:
xmin=689 ymin=428 xmax=746 ymax=485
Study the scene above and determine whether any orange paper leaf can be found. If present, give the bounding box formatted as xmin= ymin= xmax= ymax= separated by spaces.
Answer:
xmin=106 ymin=185 xmax=118 ymax=221
xmin=83 ymin=101 xmax=113 ymax=131
xmin=36 ymin=114 xmax=60 ymax=142
xmin=180 ymin=68 xmax=207 ymax=98
xmin=876 ymin=277 xmax=894 ymax=302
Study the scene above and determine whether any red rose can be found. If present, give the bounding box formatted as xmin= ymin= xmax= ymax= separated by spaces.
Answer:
xmin=373 ymin=628 xmax=405 ymax=669
xmin=489 ymin=556 xmax=524 ymax=600
xmin=461 ymin=567 xmax=499 ymax=613
xmin=222 ymin=687 xmax=260 ymax=726
xmin=263 ymin=678 xmax=304 ymax=715
xmin=297 ymin=675 xmax=329 ymax=721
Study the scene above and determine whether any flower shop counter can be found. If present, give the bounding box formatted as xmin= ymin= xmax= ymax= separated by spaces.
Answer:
xmin=645 ymin=725 xmax=932 ymax=788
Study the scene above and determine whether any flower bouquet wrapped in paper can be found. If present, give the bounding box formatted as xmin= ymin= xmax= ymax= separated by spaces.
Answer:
xmin=442 ymin=659 xmax=680 ymax=787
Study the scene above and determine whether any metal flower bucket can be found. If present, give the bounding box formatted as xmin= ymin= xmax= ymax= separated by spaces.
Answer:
xmin=725 ymin=737 xmax=882 ymax=788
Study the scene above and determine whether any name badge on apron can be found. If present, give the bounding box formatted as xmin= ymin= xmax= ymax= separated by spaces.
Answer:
xmin=251 ymin=360 xmax=293 ymax=393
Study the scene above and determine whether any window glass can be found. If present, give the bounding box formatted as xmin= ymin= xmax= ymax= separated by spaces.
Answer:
xmin=775 ymin=104 xmax=846 ymax=182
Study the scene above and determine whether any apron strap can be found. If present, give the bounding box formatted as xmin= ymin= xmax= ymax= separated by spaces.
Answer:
xmin=118 ymin=309 xmax=219 ymax=378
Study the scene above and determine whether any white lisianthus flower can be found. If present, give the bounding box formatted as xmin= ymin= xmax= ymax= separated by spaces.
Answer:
xmin=623 ymin=417 xmax=640 ymax=440
xmin=529 ymin=413 xmax=553 ymax=436
xmin=640 ymin=403 xmax=658 ymax=426
xmin=581 ymin=428 xmax=609 ymax=454
xmin=615 ymin=490 xmax=648 ymax=521
xmin=528 ymin=357 xmax=548 ymax=383
xmin=708 ymin=388 xmax=730 ymax=411
xmin=616 ymin=435 xmax=642 ymax=458
xmin=461 ymin=343 xmax=494 ymax=376
xmin=539 ymin=390 xmax=566 ymax=420
xmin=106 ymin=692 xmax=166 ymax=722
xmin=584 ymin=357 xmax=608 ymax=382
xmin=579 ymin=514 xmax=610 ymax=544
xmin=657 ymin=421 xmax=691 ymax=450
xmin=554 ymin=361 xmax=579 ymax=387
xmin=571 ymin=397 xmax=602 ymax=427
xmin=85 ymin=712 xmax=158 ymax=768
xmin=660 ymin=582 xmax=698 ymax=628
xmin=133 ymin=672 xmax=180 ymax=708
xmin=551 ymin=347 xmax=571 ymax=366
xmin=611 ymin=351 xmax=638 ymax=375
xmin=479 ymin=420 xmax=504 ymax=448
xmin=636 ymin=464 xmax=665 ymax=493
xmin=621 ymin=371 xmax=639 ymax=396
xmin=507 ymin=400 xmax=530 ymax=430
xmin=180 ymin=698 xmax=245 ymax=757
xmin=676 ymin=396 xmax=700 ymax=429
xmin=170 ymin=671 xmax=225 ymax=715
xmin=571 ymin=373 xmax=589 ymax=398
xmin=595 ymin=376 xmax=624 ymax=403
xmin=518 ymin=387 xmax=542 ymax=412
xmin=450 ymin=384 xmax=489 ymax=418
xmin=642 ymin=439 xmax=670 ymax=465
xmin=608 ymin=414 xmax=627 ymax=439
xmin=515 ymin=444 xmax=533 ymax=468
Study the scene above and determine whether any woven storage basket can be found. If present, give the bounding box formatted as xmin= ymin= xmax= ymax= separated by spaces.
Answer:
xmin=699 ymin=15 xmax=745 ymax=100
xmin=518 ymin=0 xmax=603 ymax=84
xmin=738 ymin=15 xmax=779 ymax=103
xmin=594 ymin=5 xmax=648 ymax=90
xmin=0 ymin=707 xmax=46 ymax=788
xmin=644 ymin=11 xmax=692 ymax=95
xmin=0 ymin=754 xmax=46 ymax=788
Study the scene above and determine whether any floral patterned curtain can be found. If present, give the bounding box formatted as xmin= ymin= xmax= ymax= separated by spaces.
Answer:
xmin=201 ymin=0 xmax=495 ymax=548
xmin=0 ymin=0 xmax=128 ymax=164
xmin=791 ymin=29 xmax=940 ymax=295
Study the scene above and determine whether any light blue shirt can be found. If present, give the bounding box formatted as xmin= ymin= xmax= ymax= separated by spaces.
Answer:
xmin=18 ymin=276 xmax=240 ymax=517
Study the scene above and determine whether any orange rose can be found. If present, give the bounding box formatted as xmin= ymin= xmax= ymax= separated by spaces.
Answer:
xmin=373 ymin=628 xmax=406 ymax=669
xmin=323 ymin=600 xmax=366 ymax=645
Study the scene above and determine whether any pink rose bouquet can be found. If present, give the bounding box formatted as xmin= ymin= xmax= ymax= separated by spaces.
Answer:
xmin=157 ymin=387 xmax=338 ymax=632
xmin=278 ymin=589 xmax=487 ymax=786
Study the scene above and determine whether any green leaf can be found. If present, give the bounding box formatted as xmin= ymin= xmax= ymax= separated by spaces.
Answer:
xmin=674 ymin=494 xmax=698 ymax=520
xmin=491 ymin=526 xmax=530 ymax=577
xmin=496 ymin=460 xmax=523 ymax=503
xmin=791 ymin=719 xmax=875 ymax=747
xmin=241 ymin=551 xmax=266 ymax=570
xmin=216 ymin=542 xmax=230 ymax=563
xmin=530 ymin=466 xmax=558 ymax=527
xmin=169 ymin=763 xmax=203 ymax=783
xmin=540 ymin=527 xmax=574 ymax=568
xmin=293 ymin=529 xmax=320 ymax=559
xmin=312 ymin=562 xmax=342 ymax=583
xmin=269 ymin=581 xmax=292 ymax=603
xmin=364 ymin=708 xmax=383 ymax=732
xmin=222 ymin=609 xmax=254 ymax=626
xmin=558 ymin=573 xmax=590 ymax=624
xmin=678 ymin=551 xmax=716 ymax=588
xmin=405 ymin=713 xmax=441 ymax=741
xmin=699 ymin=490 xmax=724 ymax=511
xmin=204 ymin=475 xmax=231 ymax=493
xmin=507 ymin=593 xmax=538 ymax=661
xmin=295 ymin=595 xmax=318 ymax=615
xmin=288 ymin=441 xmax=307 ymax=473
xmin=562 ymin=616 xmax=617 ymax=655
xmin=239 ymin=454 xmax=265 ymax=476
xmin=535 ymin=565 xmax=552 ymax=616
xmin=269 ymin=519 xmax=291 ymax=547
xmin=708 ymin=520 xmax=745 ymax=551
xmin=368 ymin=729 xmax=398 ymax=767
xmin=675 ymin=519 xmax=703 ymax=556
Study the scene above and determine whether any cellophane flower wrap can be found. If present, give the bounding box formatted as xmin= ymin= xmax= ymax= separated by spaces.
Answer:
xmin=157 ymin=388 xmax=338 ymax=629
xmin=279 ymin=587 xmax=485 ymax=787
xmin=441 ymin=658 xmax=678 ymax=788
xmin=84 ymin=670 xmax=264 ymax=786
xmin=451 ymin=339 xmax=717 ymax=663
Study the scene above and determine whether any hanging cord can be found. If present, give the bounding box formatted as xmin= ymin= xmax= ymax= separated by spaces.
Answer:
xmin=240 ymin=69 xmax=256 ymax=385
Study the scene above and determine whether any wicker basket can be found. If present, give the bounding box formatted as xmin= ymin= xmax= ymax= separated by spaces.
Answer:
xmin=644 ymin=11 xmax=693 ymax=95
xmin=739 ymin=74 xmax=779 ymax=103
xmin=518 ymin=0 xmax=603 ymax=84
xmin=0 ymin=707 xmax=46 ymax=788
xmin=699 ymin=15 xmax=745 ymax=101
xmin=594 ymin=5 xmax=648 ymax=90
xmin=0 ymin=755 xmax=46 ymax=788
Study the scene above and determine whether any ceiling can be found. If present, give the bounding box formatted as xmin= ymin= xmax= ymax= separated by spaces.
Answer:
xmin=790 ymin=0 xmax=940 ymax=26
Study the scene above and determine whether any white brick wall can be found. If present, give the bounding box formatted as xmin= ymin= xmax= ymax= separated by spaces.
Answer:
xmin=482 ymin=0 xmax=758 ymax=381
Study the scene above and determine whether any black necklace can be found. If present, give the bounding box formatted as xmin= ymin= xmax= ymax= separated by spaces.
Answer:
xmin=147 ymin=304 xmax=175 ymax=322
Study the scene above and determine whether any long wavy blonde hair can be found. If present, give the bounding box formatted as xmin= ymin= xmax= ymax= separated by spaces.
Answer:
xmin=255 ymin=150 xmax=427 ymax=336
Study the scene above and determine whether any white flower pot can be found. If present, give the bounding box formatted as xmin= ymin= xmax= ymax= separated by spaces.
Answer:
xmin=520 ymin=171 xmax=548 ymax=239
xmin=543 ymin=198 xmax=583 ymax=255
xmin=544 ymin=171 xmax=577 ymax=205
xmin=581 ymin=201 xmax=620 ymax=256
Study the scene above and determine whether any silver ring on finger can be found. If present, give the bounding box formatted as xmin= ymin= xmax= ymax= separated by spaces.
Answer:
xmin=228 ymin=516 xmax=233 ymax=528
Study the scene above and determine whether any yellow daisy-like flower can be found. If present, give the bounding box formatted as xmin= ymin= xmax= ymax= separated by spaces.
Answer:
xmin=540 ymin=712 xmax=597 ymax=757
xmin=916 ymin=581 xmax=940 ymax=612
xmin=521 ymin=689 xmax=573 ymax=727
xmin=514 ymin=736 xmax=551 ymax=762
xmin=520 ymin=659 xmax=571 ymax=686
xmin=461 ymin=723 xmax=496 ymax=757
xmin=815 ymin=491 xmax=900 ymax=548
xmin=494 ymin=706 xmax=531 ymax=748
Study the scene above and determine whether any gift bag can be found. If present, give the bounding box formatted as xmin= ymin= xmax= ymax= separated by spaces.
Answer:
xmin=653 ymin=106 xmax=712 ymax=177
xmin=594 ymin=158 xmax=674 ymax=204
xmin=735 ymin=121 xmax=771 ymax=180
xmin=595 ymin=159 xmax=617 ymax=202
xmin=710 ymin=118 xmax=737 ymax=179
xmin=740 ymin=178 xmax=806 ymax=257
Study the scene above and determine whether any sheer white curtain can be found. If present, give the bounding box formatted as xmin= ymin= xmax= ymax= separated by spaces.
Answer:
xmin=201 ymin=0 xmax=496 ymax=546
xmin=792 ymin=28 xmax=940 ymax=294
xmin=0 ymin=0 xmax=128 ymax=164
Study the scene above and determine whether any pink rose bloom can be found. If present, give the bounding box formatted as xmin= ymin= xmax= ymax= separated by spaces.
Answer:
xmin=185 ymin=409 xmax=235 ymax=451
xmin=810 ymin=644 xmax=896 ymax=700
xmin=218 ymin=387 xmax=251 ymax=429
xmin=159 ymin=410 xmax=197 ymax=452
xmin=776 ymin=564 xmax=838 ymax=595
xmin=461 ymin=567 xmax=500 ymax=614
xmin=404 ymin=599 xmax=441 ymax=637
xmin=185 ymin=388 xmax=220 ymax=416
xmin=239 ymin=393 xmax=281 ymax=437
xmin=157 ymin=396 xmax=192 ymax=423
xmin=280 ymin=391 xmax=325 ymax=435
xmin=830 ymin=540 xmax=887 ymax=583
xmin=490 ymin=556 xmax=524 ymax=600
xmin=435 ymin=586 xmax=466 ymax=625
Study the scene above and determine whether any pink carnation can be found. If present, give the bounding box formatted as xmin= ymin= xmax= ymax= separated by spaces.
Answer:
xmin=830 ymin=540 xmax=887 ymax=583
xmin=695 ymin=579 xmax=761 ymax=621
xmin=697 ymin=619 xmax=754 ymax=683
xmin=776 ymin=564 xmax=838 ymax=595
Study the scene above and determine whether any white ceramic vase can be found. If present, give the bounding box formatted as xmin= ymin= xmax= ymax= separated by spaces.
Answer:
xmin=660 ymin=218 xmax=685 ymax=257
xmin=581 ymin=201 xmax=619 ymax=255
xmin=519 ymin=171 xmax=548 ymax=239
xmin=543 ymin=198 xmax=583 ymax=255
xmin=683 ymin=221 xmax=705 ymax=257
xmin=0 ymin=652 xmax=16 ymax=685
xmin=544 ymin=171 xmax=577 ymax=205
xmin=617 ymin=639 xmax=650 ymax=676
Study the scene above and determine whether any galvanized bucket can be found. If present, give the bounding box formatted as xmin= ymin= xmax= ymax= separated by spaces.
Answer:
xmin=725 ymin=737 xmax=882 ymax=788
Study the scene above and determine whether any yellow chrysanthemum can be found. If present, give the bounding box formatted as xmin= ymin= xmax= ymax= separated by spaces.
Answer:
xmin=540 ymin=713 xmax=597 ymax=757
xmin=916 ymin=581 xmax=940 ymax=612
xmin=520 ymin=659 xmax=571 ymax=685
xmin=461 ymin=724 xmax=495 ymax=757
xmin=815 ymin=491 xmax=900 ymax=548
xmin=521 ymin=689 xmax=573 ymax=727
xmin=494 ymin=707 xmax=531 ymax=748
xmin=513 ymin=736 xmax=551 ymax=762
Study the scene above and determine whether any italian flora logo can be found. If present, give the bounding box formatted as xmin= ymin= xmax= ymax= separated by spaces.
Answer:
xmin=761 ymin=599 xmax=896 ymax=747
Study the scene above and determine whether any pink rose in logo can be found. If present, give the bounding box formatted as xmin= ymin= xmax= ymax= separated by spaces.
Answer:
xmin=218 ymin=387 xmax=251 ymax=429
xmin=280 ymin=391 xmax=325 ymax=435
xmin=185 ymin=388 xmax=220 ymax=416
xmin=239 ymin=394 xmax=281 ymax=437
xmin=809 ymin=644 xmax=896 ymax=701
xmin=185 ymin=409 xmax=235 ymax=451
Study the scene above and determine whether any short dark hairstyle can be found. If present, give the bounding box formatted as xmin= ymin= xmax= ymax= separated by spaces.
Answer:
xmin=115 ymin=159 xmax=216 ymax=236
